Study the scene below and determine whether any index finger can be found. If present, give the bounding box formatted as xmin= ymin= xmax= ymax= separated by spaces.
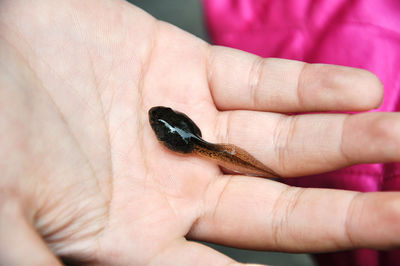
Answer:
xmin=207 ymin=46 xmax=383 ymax=112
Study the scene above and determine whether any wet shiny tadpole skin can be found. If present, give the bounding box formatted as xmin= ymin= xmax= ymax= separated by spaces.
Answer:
xmin=148 ymin=106 xmax=279 ymax=178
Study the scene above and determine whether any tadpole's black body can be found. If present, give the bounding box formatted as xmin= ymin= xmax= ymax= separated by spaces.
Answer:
xmin=148 ymin=106 xmax=280 ymax=178
xmin=149 ymin=106 xmax=203 ymax=153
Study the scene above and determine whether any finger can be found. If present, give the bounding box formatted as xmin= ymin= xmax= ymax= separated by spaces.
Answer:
xmin=211 ymin=110 xmax=400 ymax=177
xmin=0 ymin=195 xmax=61 ymax=266
xmin=148 ymin=238 xmax=251 ymax=266
xmin=207 ymin=46 xmax=383 ymax=112
xmin=189 ymin=176 xmax=400 ymax=252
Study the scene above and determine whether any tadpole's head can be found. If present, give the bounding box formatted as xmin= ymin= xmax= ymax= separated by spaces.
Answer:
xmin=148 ymin=106 xmax=166 ymax=124
xmin=148 ymin=106 xmax=202 ymax=153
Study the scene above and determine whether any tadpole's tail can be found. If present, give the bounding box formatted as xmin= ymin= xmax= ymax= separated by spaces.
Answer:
xmin=193 ymin=141 xmax=280 ymax=178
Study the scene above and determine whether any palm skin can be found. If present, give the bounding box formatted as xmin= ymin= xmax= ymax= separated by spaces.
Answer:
xmin=1 ymin=0 xmax=400 ymax=265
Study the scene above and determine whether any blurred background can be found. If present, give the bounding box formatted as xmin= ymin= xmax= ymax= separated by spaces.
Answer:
xmin=128 ymin=1 xmax=316 ymax=265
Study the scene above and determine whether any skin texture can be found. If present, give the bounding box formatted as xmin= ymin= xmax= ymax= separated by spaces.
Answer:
xmin=1 ymin=0 xmax=400 ymax=265
xmin=149 ymin=106 xmax=279 ymax=178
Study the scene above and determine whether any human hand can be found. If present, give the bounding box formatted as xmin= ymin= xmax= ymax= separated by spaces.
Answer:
xmin=1 ymin=0 xmax=399 ymax=265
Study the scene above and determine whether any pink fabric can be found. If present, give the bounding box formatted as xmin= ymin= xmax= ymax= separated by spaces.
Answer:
xmin=203 ymin=0 xmax=400 ymax=265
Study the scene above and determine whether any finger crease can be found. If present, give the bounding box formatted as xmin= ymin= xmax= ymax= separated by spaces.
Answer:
xmin=206 ymin=45 xmax=218 ymax=107
xmin=223 ymin=111 xmax=233 ymax=144
xmin=296 ymin=63 xmax=308 ymax=110
xmin=214 ymin=111 xmax=232 ymax=144
xmin=248 ymin=56 xmax=265 ymax=109
xmin=212 ymin=176 xmax=233 ymax=220
xmin=339 ymin=116 xmax=353 ymax=165
xmin=273 ymin=115 xmax=298 ymax=173
xmin=344 ymin=192 xmax=361 ymax=249
xmin=270 ymin=186 xmax=299 ymax=248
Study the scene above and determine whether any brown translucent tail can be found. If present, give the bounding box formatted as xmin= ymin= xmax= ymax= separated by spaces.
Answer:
xmin=193 ymin=142 xmax=280 ymax=178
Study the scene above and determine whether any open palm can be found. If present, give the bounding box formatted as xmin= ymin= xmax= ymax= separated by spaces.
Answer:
xmin=1 ymin=0 xmax=400 ymax=265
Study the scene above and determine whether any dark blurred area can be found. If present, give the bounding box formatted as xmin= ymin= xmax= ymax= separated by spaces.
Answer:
xmin=129 ymin=0 xmax=208 ymax=41
xmin=127 ymin=1 xmax=316 ymax=265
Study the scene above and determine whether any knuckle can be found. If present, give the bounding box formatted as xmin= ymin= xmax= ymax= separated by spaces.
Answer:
xmin=373 ymin=115 xmax=400 ymax=141
xmin=370 ymin=114 xmax=400 ymax=159
xmin=378 ymin=195 xmax=400 ymax=241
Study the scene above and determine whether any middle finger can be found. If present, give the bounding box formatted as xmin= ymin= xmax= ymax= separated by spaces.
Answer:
xmin=210 ymin=111 xmax=400 ymax=177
